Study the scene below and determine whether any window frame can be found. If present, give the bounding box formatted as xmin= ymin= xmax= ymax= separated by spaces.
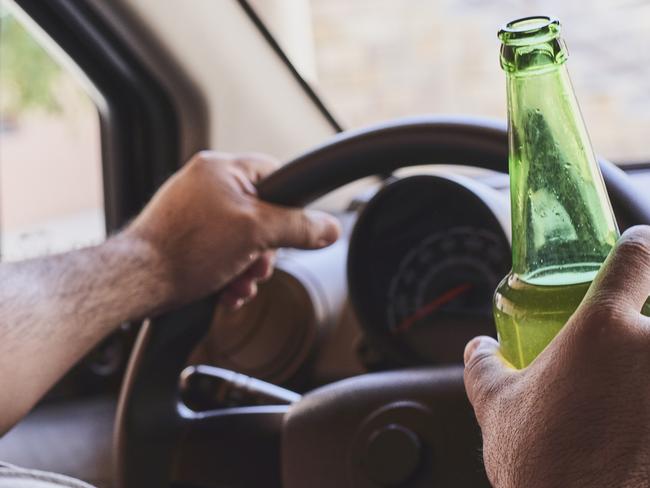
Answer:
xmin=14 ymin=0 xmax=183 ymax=232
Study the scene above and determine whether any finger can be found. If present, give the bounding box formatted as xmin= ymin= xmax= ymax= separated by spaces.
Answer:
xmin=220 ymin=253 xmax=275 ymax=310
xmin=463 ymin=336 xmax=513 ymax=413
xmin=222 ymin=278 xmax=258 ymax=307
xmin=584 ymin=225 xmax=650 ymax=313
xmin=258 ymin=205 xmax=341 ymax=250
xmin=193 ymin=151 xmax=280 ymax=190
xmin=220 ymin=291 xmax=245 ymax=310
xmin=244 ymin=251 xmax=275 ymax=282
xmin=232 ymin=153 xmax=281 ymax=183
xmin=227 ymin=277 xmax=258 ymax=300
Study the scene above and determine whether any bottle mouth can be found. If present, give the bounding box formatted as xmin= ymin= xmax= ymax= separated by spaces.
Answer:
xmin=498 ymin=16 xmax=561 ymax=46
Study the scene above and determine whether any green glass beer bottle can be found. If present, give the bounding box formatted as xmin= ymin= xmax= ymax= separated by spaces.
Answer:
xmin=493 ymin=16 xmax=621 ymax=368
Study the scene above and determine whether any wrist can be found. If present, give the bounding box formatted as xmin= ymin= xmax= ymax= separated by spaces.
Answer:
xmin=110 ymin=229 xmax=177 ymax=316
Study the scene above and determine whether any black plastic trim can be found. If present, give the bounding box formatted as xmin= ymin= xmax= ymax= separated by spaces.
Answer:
xmin=621 ymin=161 xmax=650 ymax=172
xmin=238 ymin=0 xmax=343 ymax=133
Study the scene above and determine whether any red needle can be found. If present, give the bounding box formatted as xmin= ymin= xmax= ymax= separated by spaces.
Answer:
xmin=393 ymin=282 xmax=473 ymax=334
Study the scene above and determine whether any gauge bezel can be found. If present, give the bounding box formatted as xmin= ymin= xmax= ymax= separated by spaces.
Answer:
xmin=347 ymin=173 xmax=511 ymax=366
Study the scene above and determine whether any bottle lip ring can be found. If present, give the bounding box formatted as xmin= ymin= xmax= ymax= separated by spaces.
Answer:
xmin=499 ymin=16 xmax=561 ymax=45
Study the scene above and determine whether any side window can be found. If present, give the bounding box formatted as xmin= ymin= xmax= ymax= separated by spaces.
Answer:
xmin=0 ymin=4 xmax=104 ymax=262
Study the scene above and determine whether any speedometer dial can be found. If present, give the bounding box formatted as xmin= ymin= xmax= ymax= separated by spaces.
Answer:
xmin=386 ymin=227 xmax=506 ymax=362
xmin=348 ymin=174 xmax=511 ymax=366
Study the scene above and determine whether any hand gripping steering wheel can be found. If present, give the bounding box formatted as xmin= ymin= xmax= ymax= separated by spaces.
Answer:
xmin=114 ymin=116 xmax=650 ymax=488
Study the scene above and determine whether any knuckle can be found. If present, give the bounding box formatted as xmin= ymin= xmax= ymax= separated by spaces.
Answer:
xmin=190 ymin=150 xmax=216 ymax=169
xmin=573 ymin=296 xmax=643 ymax=351
xmin=616 ymin=227 xmax=650 ymax=263
xmin=464 ymin=350 xmax=493 ymax=384
xmin=233 ymin=153 xmax=280 ymax=181
xmin=295 ymin=212 xmax=317 ymax=246
xmin=463 ymin=349 xmax=514 ymax=416
xmin=191 ymin=151 xmax=235 ymax=171
xmin=240 ymin=208 xmax=265 ymax=245
xmin=195 ymin=150 xmax=214 ymax=161
xmin=579 ymin=297 xmax=629 ymax=331
xmin=196 ymin=149 xmax=233 ymax=161
xmin=243 ymin=152 xmax=280 ymax=167
xmin=188 ymin=152 xmax=211 ymax=172
xmin=232 ymin=156 xmax=250 ymax=169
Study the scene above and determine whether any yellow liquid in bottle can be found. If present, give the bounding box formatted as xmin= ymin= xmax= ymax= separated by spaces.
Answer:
xmin=494 ymin=267 xmax=596 ymax=369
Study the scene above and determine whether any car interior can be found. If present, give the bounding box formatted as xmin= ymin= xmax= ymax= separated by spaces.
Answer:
xmin=1 ymin=1 xmax=650 ymax=487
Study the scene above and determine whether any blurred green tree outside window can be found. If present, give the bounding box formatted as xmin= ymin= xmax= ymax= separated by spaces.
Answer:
xmin=0 ymin=3 xmax=104 ymax=262
xmin=0 ymin=7 xmax=62 ymax=120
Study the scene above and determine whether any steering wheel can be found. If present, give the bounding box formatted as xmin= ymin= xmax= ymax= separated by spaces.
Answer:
xmin=114 ymin=116 xmax=650 ymax=488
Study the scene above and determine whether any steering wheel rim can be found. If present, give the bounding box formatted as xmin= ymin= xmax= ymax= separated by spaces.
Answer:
xmin=114 ymin=115 xmax=650 ymax=488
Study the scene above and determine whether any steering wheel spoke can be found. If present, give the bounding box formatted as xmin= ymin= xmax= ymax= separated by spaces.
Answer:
xmin=172 ymin=406 xmax=287 ymax=488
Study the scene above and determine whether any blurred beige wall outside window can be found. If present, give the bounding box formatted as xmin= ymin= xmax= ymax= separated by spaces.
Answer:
xmin=251 ymin=0 xmax=650 ymax=163
xmin=0 ymin=2 xmax=104 ymax=261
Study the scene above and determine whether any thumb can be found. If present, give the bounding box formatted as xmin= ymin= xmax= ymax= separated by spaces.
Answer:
xmin=583 ymin=225 xmax=650 ymax=313
xmin=258 ymin=203 xmax=341 ymax=250
xmin=463 ymin=336 xmax=512 ymax=417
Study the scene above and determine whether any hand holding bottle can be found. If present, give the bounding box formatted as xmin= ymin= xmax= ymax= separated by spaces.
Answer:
xmin=466 ymin=225 xmax=650 ymax=488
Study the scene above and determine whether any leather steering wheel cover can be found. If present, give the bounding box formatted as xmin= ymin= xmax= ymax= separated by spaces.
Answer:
xmin=115 ymin=116 xmax=650 ymax=488
xmin=257 ymin=115 xmax=650 ymax=230
xmin=257 ymin=116 xmax=509 ymax=206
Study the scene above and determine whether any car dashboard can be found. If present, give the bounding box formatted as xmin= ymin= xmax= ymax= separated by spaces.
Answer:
xmin=190 ymin=167 xmax=517 ymax=392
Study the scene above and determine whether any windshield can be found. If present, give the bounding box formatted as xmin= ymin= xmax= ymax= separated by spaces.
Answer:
xmin=250 ymin=0 xmax=650 ymax=164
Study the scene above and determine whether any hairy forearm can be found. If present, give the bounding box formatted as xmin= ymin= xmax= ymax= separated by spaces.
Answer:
xmin=0 ymin=151 xmax=340 ymax=435
xmin=0 ymin=231 xmax=172 ymax=433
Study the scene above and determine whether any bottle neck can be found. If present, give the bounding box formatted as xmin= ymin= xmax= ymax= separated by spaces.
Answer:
xmin=506 ymin=62 xmax=619 ymax=284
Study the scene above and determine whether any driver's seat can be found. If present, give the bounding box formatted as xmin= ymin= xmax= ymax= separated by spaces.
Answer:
xmin=0 ymin=463 xmax=95 ymax=488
